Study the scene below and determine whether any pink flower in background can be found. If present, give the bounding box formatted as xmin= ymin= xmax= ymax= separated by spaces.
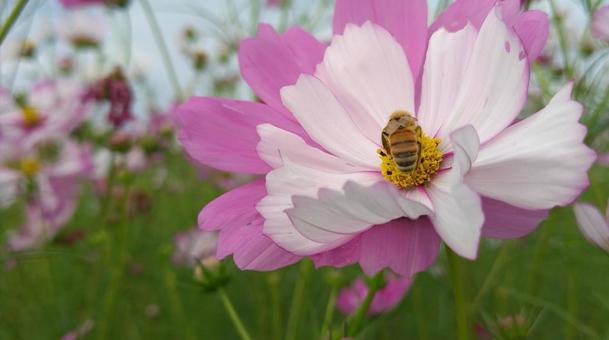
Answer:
xmin=174 ymin=0 xmax=594 ymax=276
xmin=0 ymin=80 xmax=88 ymax=143
xmin=173 ymin=227 xmax=218 ymax=266
xmin=337 ymin=274 xmax=411 ymax=316
xmin=1 ymin=138 xmax=92 ymax=250
xmin=574 ymin=203 xmax=609 ymax=252
xmin=592 ymin=5 xmax=609 ymax=42
xmin=85 ymin=68 xmax=133 ymax=128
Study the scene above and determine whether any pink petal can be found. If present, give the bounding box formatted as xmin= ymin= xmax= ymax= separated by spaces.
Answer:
xmin=239 ymin=24 xmax=326 ymax=117
xmin=337 ymin=275 xmax=412 ymax=316
xmin=427 ymin=126 xmax=483 ymax=259
xmin=574 ymin=203 xmax=609 ymax=252
xmin=481 ymin=198 xmax=548 ymax=239
xmin=316 ymin=22 xmax=415 ymax=144
xmin=198 ymin=179 xmax=301 ymax=270
xmin=430 ymin=0 xmax=548 ymax=61
xmin=593 ymin=5 xmax=609 ymax=42
xmin=281 ymin=75 xmax=379 ymax=168
xmin=311 ymin=218 xmax=441 ymax=277
xmin=428 ymin=8 xmax=529 ymax=147
xmin=333 ymin=0 xmax=428 ymax=85
xmin=466 ymin=84 xmax=596 ymax=210
xmin=174 ymin=97 xmax=304 ymax=174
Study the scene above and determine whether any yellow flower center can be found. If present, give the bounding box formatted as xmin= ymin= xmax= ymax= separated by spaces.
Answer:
xmin=19 ymin=157 xmax=40 ymax=176
xmin=378 ymin=128 xmax=443 ymax=189
xmin=22 ymin=106 xmax=42 ymax=128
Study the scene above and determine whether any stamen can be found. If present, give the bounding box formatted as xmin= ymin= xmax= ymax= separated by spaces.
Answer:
xmin=378 ymin=131 xmax=443 ymax=189
xmin=19 ymin=158 xmax=41 ymax=176
xmin=22 ymin=106 xmax=42 ymax=128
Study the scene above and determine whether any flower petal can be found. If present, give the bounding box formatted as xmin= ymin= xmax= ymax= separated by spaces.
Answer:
xmin=333 ymin=0 xmax=428 ymax=83
xmin=427 ymin=126 xmax=483 ymax=259
xmin=174 ymin=97 xmax=304 ymax=174
xmin=481 ymin=197 xmax=548 ymax=239
xmin=281 ymin=75 xmax=379 ymax=168
xmin=430 ymin=8 xmax=529 ymax=147
xmin=198 ymin=179 xmax=301 ymax=270
xmin=574 ymin=203 xmax=609 ymax=252
xmin=418 ymin=23 xmax=477 ymax=139
xmin=316 ymin=22 xmax=415 ymax=144
xmin=466 ymin=84 xmax=596 ymax=210
xmin=430 ymin=0 xmax=548 ymax=61
xmin=239 ymin=24 xmax=326 ymax=117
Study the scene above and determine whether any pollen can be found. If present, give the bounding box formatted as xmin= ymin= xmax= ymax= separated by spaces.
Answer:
xmin=21 ymin=106 xmax=41 ymax=128
xmin=19 ymin=157 xmax=41 ymax=176
xmin=378 ymin=132 xmax=443 ymax=189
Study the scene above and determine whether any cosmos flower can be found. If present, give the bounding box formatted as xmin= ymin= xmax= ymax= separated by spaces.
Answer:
xmin=85 ymin=67 xmax=133 ymax=128
xmin=57 ymin=12 xmax=106 ymax=49
xmin=574 ymin=203 xmax=609 ymax=252
xmin=173 ymin=227 xmax=219 ymax=267
xmin=337 ymin=274 xmax=411 ymax=316
xmin=0 ymin=80 xmax=88 ymax=143
xmin=592 ymin=5 xmax=609 ymax=42
xmin=1 ymin=137 xmax=92 ymax=250
xmin=174 ymin=0 xmax=594 ymax=276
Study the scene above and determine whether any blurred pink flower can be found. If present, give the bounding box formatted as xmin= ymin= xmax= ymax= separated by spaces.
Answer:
xmin=61 ymin=319 xmax=94 ymax=340
xmin=592 ymin=5 xmax=609 ymax=42
xmin=337 ymin=274 xmax=411 ymax=316
xmin=1 ymin=137 xmax=92 ymax=250
xmin=574 ymin=203 xmax=609 ymax=252
xmin=85 ymin=68 xmax=133 ymax=128
xmin=0 ymin=80 xmax=88 ymax=143
xmin=174 ymin=0 xmax=593 ymax=275
xmin=173 ymin=227 xmax=218 ymax=266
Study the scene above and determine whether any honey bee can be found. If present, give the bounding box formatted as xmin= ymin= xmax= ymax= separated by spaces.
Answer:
xmin=381 ymin=111 xmax=421 ymax=173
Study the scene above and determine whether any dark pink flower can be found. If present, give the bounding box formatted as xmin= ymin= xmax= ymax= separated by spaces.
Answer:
xmin=85 ymin=68 xmax=133 ymax=128
xmin=337 ymin=274 xmax=411 ymax=315
xmin=174 ymin=0 xmax=592 ymax=275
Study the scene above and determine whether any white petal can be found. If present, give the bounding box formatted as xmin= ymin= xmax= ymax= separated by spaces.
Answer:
xmin=0 ymin=168 xmax=20 ymax=208
xmin=466 ymin=84 xmax=596 ymax=209
xmin=256 ymin=123 xmax=359 ymax=173
xmin=428 ymin=126 xmax=483 ymax=259
xmin=315 ymin=21 xmax=416 ymax=145
xmin=280 ymin=75 xmax=379 ymax=168
xmin=418 ymin=24 xmax=477 ymax=140
xmin=430 ymin=8 xmax=529 ymax=148
xmin=574 ymin=203 xmax=609 ymax=252
xmin=286 ymin=180 xmax=432 ymax=244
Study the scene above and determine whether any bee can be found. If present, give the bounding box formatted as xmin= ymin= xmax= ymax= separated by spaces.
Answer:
xmin=381 ymin=111 xmax=421 ymax=173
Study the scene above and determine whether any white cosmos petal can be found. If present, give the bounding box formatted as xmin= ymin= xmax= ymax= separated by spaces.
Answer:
xmin=280 ymin=75 xmax=379 ymax=168
xmin=466 ymin=84 xmax=596 ymax=210
xmin=315 ymin=21 xmax=415 ymax=144
xmin=427 ymin=125 xmax=483 ymax=259
xmin=0 ymin=168 xmax=20 ymax=208
xmin=574 ymin=203 xmax=609 ymax=252
xmin=430 ymin=7 xmax=528 ymax=149
xmin=418 ymin=23 xmax=477 ymax=140
xmin=286 ymin=180 xmax=432 ymax=245
xmin=256 ymin=123 xmax=360 ymax=173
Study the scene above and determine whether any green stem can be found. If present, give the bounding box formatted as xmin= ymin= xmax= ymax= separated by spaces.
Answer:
xmin=267 ymin=273 xmax=283 ymax=340
xmin=348 ymin=271 xmax=384 ymax=337
xmin=218 ymin=288 xmax=252 ymax=340
xmin=139 ymin=0 xmax=183 ymax=101
xmin=0 ymin=0 xmax=30 ymax=46
xmin=413 ymin=279 xmax=429 ymax=340
xmin=469 ymin=241 xmax=513 ymax=314
xmin=447 ymin=248 xmax=470 ymax=340
xmin=548 ymin=0 xmax=572 ymax=78
xmin=285 ymin=260 xmax=313 ymax=340
xmin=320 ymin=286 xmax=338 ymax=339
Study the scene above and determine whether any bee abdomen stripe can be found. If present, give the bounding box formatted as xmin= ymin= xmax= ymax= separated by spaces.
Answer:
xmin=393 ymin=151 xmax=417 ymax=158
xmin=390 ymin=140 xmax=416 ymax=146
xmin=396 ymin=159 xmax=416 ymax=167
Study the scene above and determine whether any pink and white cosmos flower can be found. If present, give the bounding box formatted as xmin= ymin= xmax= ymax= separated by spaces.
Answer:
xmin=174 ymin=0 xmax=595 ymax=276
xmin=337 ymin=274 xmax=411 ymax=316
xmin=574 ymin=202 xmax=609 ymax=253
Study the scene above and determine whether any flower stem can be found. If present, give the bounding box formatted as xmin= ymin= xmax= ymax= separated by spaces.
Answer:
xmin=285 ymin=260 xmax=313 ymax=340
xmin=469 ymin=241 xmax=513 ymax=314
xmin=139 ymin=0 xmax=183 ymax=101
xmin=348 ymin=271 xmax=384 ymax=337
xmin=0 ymin=0 xmax=30 ymax=46
xmin=447 ymin=248 xmax=470 ymax=340
xmin=320 ymin=286 xmax=338 ymax=339
xmin=218 ymin=287 xmax=252 ymax=340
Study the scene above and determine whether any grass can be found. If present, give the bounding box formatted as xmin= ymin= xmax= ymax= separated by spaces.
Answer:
xmin=1 ymin=154 xmax=609 ymax=339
